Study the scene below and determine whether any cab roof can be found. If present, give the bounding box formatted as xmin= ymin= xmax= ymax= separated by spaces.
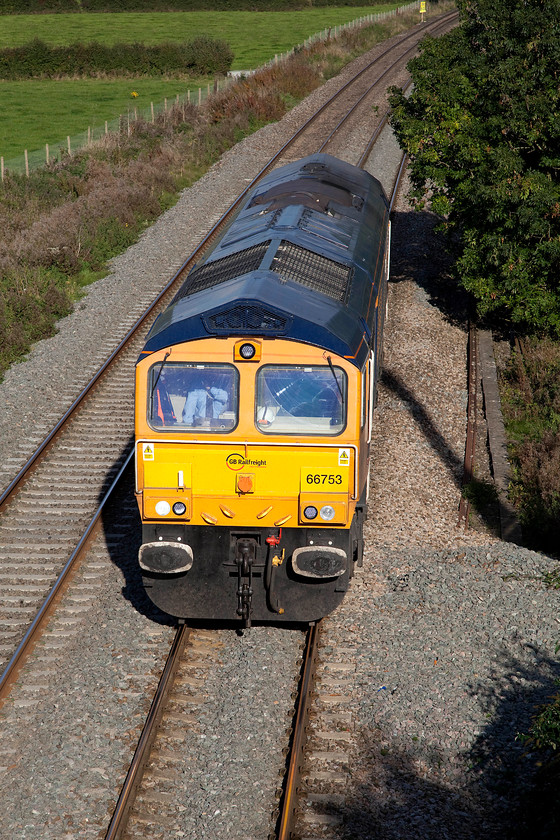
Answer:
xmin=139 ymin=154 xmax=389 ymax=370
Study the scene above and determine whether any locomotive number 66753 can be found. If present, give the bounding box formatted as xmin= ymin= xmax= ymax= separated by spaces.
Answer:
xmin=134 ymin=154 xmax=390 ymax=626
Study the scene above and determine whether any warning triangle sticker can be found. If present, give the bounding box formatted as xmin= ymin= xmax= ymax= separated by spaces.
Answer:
xmin=338 ymin=449 xmax=350 ymax=466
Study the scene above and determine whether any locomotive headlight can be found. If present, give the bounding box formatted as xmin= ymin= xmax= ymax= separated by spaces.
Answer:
xmin=239 ymin=342 xmax=256 ymax=359
xmin=319 ymin=505 xmax=336 ymax=521
xmin=155 ymin=500 xmax=171 ymax=516
xmin=234 ymin=340 xmax=261 ymax=362
xmin=303 ymin=505 xmax=318 ymax=520
xmin=173 ymin=501 xmax=187 ymax=516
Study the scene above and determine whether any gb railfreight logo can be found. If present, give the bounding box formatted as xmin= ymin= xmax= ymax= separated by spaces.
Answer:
xmin=226 ymin=453 xmax=267 ymax=471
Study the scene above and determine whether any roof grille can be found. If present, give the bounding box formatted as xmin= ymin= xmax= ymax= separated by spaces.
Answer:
xmin=271 ymin=240 xmax=352 ymax=302
xmin=173 ymin=241 xmax=270 ymax=303
xmin=204 ymin=304 xmax=290 ymax=335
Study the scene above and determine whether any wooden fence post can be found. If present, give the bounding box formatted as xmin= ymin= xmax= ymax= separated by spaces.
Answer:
xmin=67 ymin=136 xmax=71 ymax=156
xmin=46 ymin=143 xmax=49 ymax=165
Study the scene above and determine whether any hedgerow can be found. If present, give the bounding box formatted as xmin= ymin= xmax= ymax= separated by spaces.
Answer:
xmin=0 ymin=36 xmax=234 ymax=79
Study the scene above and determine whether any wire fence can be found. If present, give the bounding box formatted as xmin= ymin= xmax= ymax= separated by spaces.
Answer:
xmin=1 ymin=1 xmax=420 ymax=179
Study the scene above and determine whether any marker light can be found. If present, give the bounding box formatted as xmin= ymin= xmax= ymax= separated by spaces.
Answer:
xmin=173 ymin=501 xmax=187 ymax=516
xmin=304 ymin=505 xmax=318 ymax=520
xmin=320 ymin=505 xmax=336 ymax=521
xmin=155 ymin=500 xmax=171 ymax=516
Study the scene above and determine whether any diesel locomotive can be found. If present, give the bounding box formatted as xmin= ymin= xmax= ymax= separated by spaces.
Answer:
xmin=134 ymin=153 xmax=390 ymax=626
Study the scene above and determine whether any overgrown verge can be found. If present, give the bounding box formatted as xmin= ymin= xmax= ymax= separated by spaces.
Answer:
xmin=0 ymin=5 xmax=434 ymax=379
xmin=0 ymin=36 xmax=233 ymax=79
xmin=499 ymin=338 xmax=560 ymax=555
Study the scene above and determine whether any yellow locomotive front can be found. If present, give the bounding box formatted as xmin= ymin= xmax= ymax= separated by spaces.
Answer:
xmin=135 ymin=335 xmax=370 ymax=624
xmin=134 ymin=153 xmax=390 ymax=625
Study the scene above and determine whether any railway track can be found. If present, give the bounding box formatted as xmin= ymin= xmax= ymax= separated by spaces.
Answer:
xmin=99 ymin=143 xmax=413 ymax=839
xmin=0 ymin=12 xmax=473 ymax=840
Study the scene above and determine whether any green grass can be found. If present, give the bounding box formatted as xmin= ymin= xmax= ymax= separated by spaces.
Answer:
xmin=0 ymin=77 xmax=210 ymax=161
xmin=0 ymin=6 xmax=401 ymax=67
xmin=0 ymin=4 xmax=404 ymax=163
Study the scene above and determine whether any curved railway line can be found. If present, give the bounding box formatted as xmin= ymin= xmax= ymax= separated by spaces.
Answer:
xmin=2 ymin=13 xmax=521 ymax=840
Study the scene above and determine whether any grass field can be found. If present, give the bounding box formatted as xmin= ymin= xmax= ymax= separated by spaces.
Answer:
xmin=1 ymin=77 xmax=213 ymax=163
xmin=0 ymin=6 xmax=401 ymax=64
xmin=0 ymin=3 xmax=406 ymax=164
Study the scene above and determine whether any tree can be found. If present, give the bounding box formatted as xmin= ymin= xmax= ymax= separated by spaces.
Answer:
xmin=389 ymin=0 xmax=560 ymax=335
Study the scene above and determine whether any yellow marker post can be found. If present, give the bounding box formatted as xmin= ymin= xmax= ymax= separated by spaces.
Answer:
xmin=420 ymin=1 xmax=426 ymax=21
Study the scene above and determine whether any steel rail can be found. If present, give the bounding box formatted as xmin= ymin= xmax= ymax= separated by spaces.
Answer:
xmin=274 ymin=134 xmax=409 ymax=840
xmin=318 ymin=21 xmax=453 ymax=154
xmin=104 ymin=624 xmax=190 ymax=840
xmin=276 ymin=623 xmax=320 ymax=840
xmin=0 ymin=448 xmax=135 ymax=705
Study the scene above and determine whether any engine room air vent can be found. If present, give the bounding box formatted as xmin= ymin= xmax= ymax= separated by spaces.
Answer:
xmin=271 ymin=240 xmax=352 ymax=302
xmin=173 ymin=241 xmax=270 ymax=303
xmin=204 ymin=304 xmax=291 ymax=335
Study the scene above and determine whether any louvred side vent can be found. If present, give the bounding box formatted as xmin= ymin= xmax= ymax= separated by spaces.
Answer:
xmin=271 ymin=240 xmax=352 ymax=302
xmin=172 ymin=242 xmax=270 ymax=303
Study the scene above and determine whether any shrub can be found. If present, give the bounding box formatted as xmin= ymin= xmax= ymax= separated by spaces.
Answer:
xmin=0 ymin=36 xmax=234 ymax=79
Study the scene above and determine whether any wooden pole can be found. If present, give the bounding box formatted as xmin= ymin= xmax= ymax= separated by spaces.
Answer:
xmin=1 ymin=157 xmax=4 ymax=182
xmin=67 ymin=136 xmax=71 ymax=156
xmin=46 ymin=143 xmax=49 ymax=165
xmin=105 ymin=120 xmax=108 ymax=134
xmin=25 ymin=149 xmax=29 ymax=177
